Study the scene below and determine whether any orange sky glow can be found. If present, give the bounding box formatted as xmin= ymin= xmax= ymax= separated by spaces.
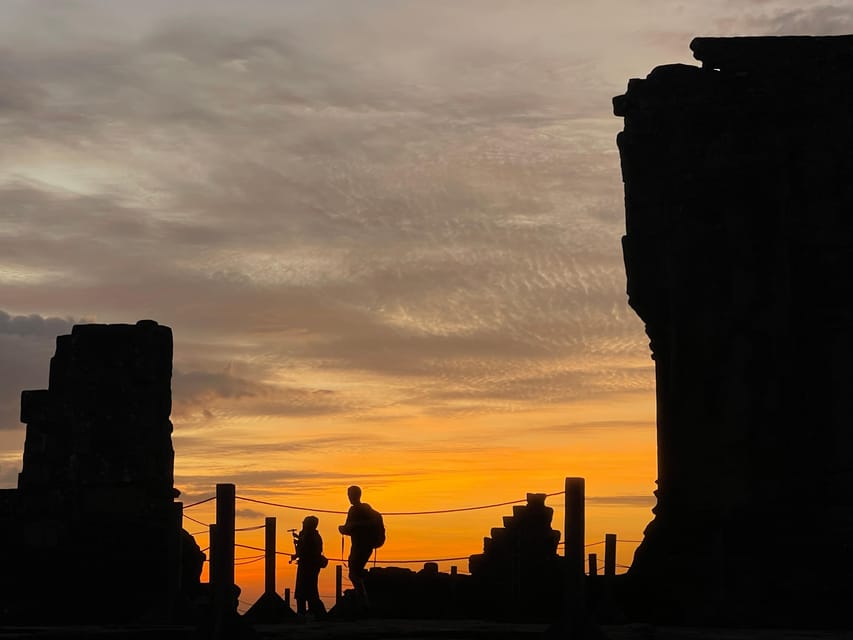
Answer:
xmin=177 ymin=391 xmax=656 ymax=609
xmin=1 ymin=0 xmax=846 ymax=615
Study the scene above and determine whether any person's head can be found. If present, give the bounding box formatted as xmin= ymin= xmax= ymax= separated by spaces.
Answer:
xmin=302 ymin=515 xmax=319 ymax=531
xmin=347 ymin=485 xmax=362 ymax=505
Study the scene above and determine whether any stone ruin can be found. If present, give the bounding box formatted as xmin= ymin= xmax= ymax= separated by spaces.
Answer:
xmin=468 ymin=493 xmax=562 ymax=620
xmin=614 ymin=35 xmax=853 ymax=626
xmin=0 ymin=320 xmax=182 ymax=622
xmin=357 ymin=563 xmax=472 ymax=619
xmin=336 ymin=494 xmax=562 ymax=621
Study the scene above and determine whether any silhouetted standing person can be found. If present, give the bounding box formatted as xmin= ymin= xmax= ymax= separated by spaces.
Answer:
xmin=338 ymin=485 xmax=385 ymax=605
xmin=292 ymin=515 xmax=327 ymax=618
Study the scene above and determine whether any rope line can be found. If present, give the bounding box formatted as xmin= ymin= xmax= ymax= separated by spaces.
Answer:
xmin=361 ymin=556 xmax=471 ymax=564
xmin=236 ymin=496 xmax=346 ymax=514
xmin=234 ymin=543 xmax=468 ymax=564
xmin=190 ymin=489 xmax=641 ymax=570
xmin=184 ymin=496 xmax=215 ymax=509
xmin=183 ymin=517 xmax=267 ymax=533
xmin=236 ymin=543 xmax=294 ymax=557
xmin=235 ymin=554 xmax=266 ymax=562
xmin=184 ymin=514 xmax=209 ymax=528
xmin=235 ymin=490 xmax=563 ymax=516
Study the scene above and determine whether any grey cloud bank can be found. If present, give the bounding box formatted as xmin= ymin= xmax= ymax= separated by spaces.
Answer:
xmin=1 ymin=0 xmax=844 ymax=482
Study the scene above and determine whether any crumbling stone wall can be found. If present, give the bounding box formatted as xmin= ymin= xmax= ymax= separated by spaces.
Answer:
xmin=614 ymin=36 xmax=853 ymax=626
xmin=468 ymin=493 xmax=562 ymax=619
xmin=0 ymin=320 xmax=180 ymax=622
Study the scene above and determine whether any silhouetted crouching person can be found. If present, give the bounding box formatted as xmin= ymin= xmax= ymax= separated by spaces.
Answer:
xmin=338 ymin=485 xmax=385 ymax=606
xmin=292 ymin=515 xmax=327 ymax=619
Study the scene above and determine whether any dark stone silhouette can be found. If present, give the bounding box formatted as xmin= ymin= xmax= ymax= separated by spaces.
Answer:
xmin=358 ymin=564 xmax=474 ymax=619
xmin=180 ymin=528 xmax=206 ymax=601
xmin=0 ymin=320 xmax=185 ymax=622
xmin=242 ymin=591 xmax=296 ymax=625
xmin=468 ymin=493 xmax=562 ymax=620
xmin=614 ymin=35 xmax=853 ymax=627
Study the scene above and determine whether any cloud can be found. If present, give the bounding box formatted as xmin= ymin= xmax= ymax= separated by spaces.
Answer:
xmin=586 ymin=495 xmax=655 ymax=506
xmin=235 ymin=508 xmax=265 ymax=520
xmin=0 ymin=310 xmax=76 ymax=338
xmin=0 ymin=312 xmax=87 ymax=431
xmin=172 ymin=433 xmax=396 ymax=460
xmin=175 ymin=467 xmax=423 ymax=499
xmin=171 ymin=366 xmax=353 ymax=419
xmin=0 ymin=1 xmax=657 ymax=445
xmin=0 ymin=461 xmax=19 ymax=486
xmin=716 ymin=3 xmax=853 ymax=35
xmin=536 ymin=419 xmax=656 ymax=434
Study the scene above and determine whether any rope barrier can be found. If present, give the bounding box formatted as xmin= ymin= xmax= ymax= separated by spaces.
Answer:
xmin=184 ymin=514 xmax=209 ymax=528
xmin=183 ymin=496 xmax=215 ymax=509
xmin=235 ymin=542 xmax=469 ymax=565
xmin=236 ymin=542 xmax=296 ymax=557
xmin=183 ymin=518 xmax=267 ymax=533
xmin=235 ymin=490 xmax=564 ymax=516
xmin=236 ymin=497 xmax=346 ymax=514
xmin=235 ymin=554 xmax=266 ymax=562
xmin=192 ymin=488 xmax=642 ymax=573
xmin=361 ymin=556 xmax=472 ymax=564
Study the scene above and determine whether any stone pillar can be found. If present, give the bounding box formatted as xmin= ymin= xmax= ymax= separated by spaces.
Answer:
xmin=6 ymin=320 xmax=178 ymax=622
xmin=614 ymin=36 xmax=853 ymax=627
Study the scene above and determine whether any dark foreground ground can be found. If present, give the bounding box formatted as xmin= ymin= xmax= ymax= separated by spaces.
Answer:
xmin=2 ymin=620 xmax=853 ymax=639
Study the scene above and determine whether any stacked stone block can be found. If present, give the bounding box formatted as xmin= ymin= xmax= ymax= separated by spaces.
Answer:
xmin=468 ymin=493 xmax=562 ymax=619
xmin=0 ymin=320 xmax=180 ymax=622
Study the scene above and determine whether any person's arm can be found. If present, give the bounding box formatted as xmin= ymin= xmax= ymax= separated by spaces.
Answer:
xmin=339 ymin=506 xmax=355 ymax=534
xmin=294 ymin=529 xmax=311 ymax=560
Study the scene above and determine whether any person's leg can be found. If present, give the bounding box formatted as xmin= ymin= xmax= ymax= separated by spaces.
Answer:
xmin=348 ymin=545 xmax=373 ymax=604
xmin=307 ymin=569 xmax=325 ymax=618
xmin=295 ymin=566 xmax=307 ymax=615
xmin=311 ymin=597 xmax=327 ymax=617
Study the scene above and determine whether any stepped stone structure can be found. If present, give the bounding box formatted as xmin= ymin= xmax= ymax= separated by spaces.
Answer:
xmin=614 ymin=36 xmax=853 ymax=626
xmin=0 ymin=320 xmax=182 ymax=622
xmin=468 ymin=493 xmax=562 ymax=619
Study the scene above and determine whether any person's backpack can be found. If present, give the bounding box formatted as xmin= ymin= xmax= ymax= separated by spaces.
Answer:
xmin=368 ymin=506 xmax=386 ymax=549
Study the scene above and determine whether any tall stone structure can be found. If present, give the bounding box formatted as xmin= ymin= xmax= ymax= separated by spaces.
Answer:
xmin=0 ymin=320 xmax=181 ymax=622
xmin=613 ymin=36 xmax=853 ymax=626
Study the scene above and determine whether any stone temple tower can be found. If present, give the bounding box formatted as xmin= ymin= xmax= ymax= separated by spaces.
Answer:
xmin=0 ymin=320 xmax=180 ymax=622
xmin=614 ymin=36 xmax=853 ymax=626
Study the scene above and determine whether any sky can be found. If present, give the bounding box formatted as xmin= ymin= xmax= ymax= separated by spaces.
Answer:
xmin=2 ymin=0 xmax=852 ymax=609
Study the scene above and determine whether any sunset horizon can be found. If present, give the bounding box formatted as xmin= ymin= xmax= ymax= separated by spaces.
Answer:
xmin=3 ymin=0 xmax=851 ymax=623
